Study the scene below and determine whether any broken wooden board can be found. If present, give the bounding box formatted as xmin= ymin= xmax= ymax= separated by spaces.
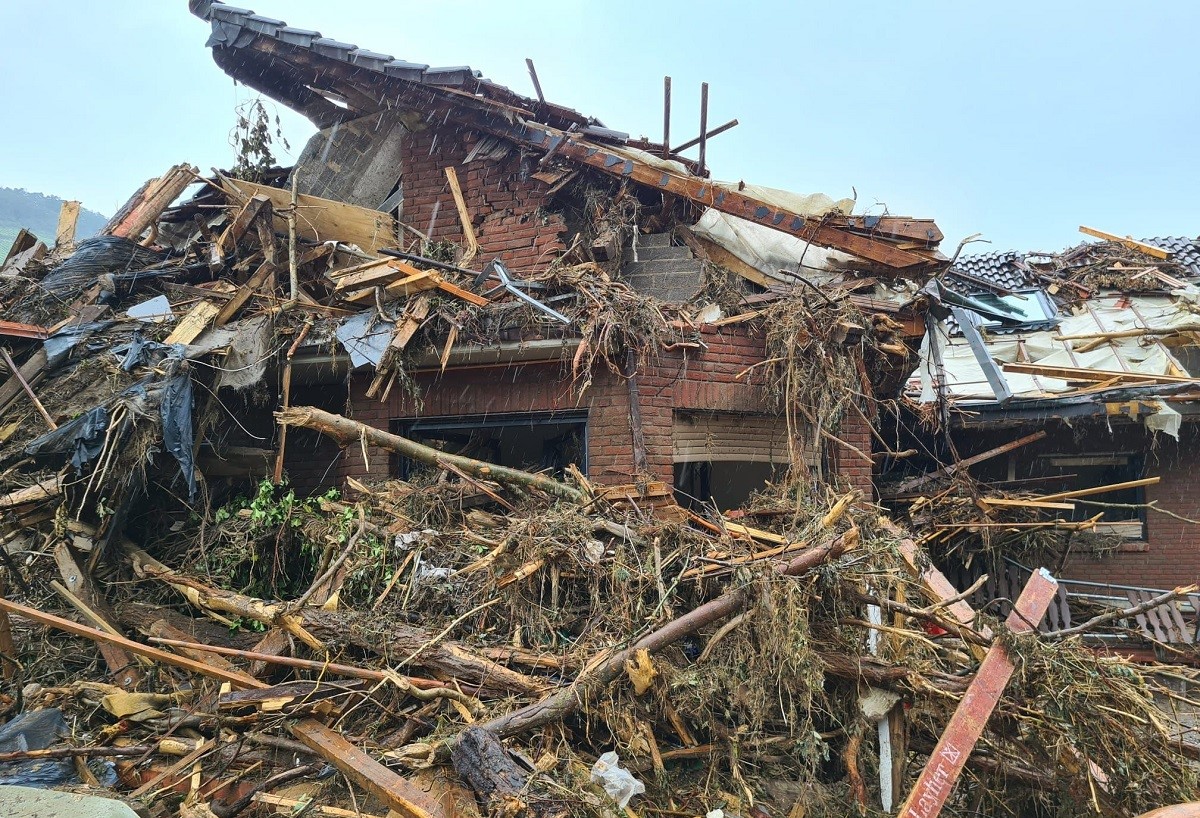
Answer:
xmin=889 ymin=431 xmax=1047 ymax=495
xmin=54 ymin=200 xmax=80 ymax=248
xmin=329 ymin=258 xmax=413 ymax=290
xmin=896 ymin=569 xmax=1059 ymax=818
xmin=164 ymin=300 xmax=221 ymax=345
xmin=1078 ymin=226 xmax=1171 ymax=259
xmin=676 ymin=225 xmax=778 ymax=289
xmin=2 ymin=229 xmax=37 ymax=266
xmin=214 ymin=262 xmax=276 ymax=327
xmin=290 ymin=719 xmax=445 ymax=818
xmin=343 ymin=270 xmax=442 ymax=304
xmin=1001 ymin=361 xmax=1200 ymax=385
xmin=53 ymin=544 xmax=142 ymax=690
xmin=228 ymin=179 xmax=398 ymax=255
xmin=211 ymin=193 xmax=272 ymax=268
xmin=105 ymin=163 xmax=198 ymax=240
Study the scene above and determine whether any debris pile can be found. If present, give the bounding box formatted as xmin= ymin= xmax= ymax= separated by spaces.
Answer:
xmin=0 ymin=2 xmax=1198 ymax=816
xmin=0 ymin=165 xmax=1196 ymax=818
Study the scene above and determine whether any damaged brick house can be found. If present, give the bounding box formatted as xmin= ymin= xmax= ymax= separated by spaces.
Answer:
xmin=880 ymin=234 xmax=1200 ymax=649
xmin=188 ymin=0 xmax=946 ymax=509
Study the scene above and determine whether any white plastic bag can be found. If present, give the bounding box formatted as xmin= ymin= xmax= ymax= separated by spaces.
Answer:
xmin=589 ymin=751 xmax=645 ymax=808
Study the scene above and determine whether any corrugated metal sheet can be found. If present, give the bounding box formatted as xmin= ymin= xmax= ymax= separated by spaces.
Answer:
xmin=673 ymin=411 xmax=802 ymax=465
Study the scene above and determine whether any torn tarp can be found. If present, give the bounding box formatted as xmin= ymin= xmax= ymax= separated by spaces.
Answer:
xmin=24 ymin=405 xmax=111 ymax=472
xmin=216 ymin=314 xmax=272 ymax=390
xmin=43 ymin=321 xmax=114 ymax=370
xmin=159 ymin=370 xmax=196 ymax=498
xmin=335 ymin=308 xmax=398 ymax=368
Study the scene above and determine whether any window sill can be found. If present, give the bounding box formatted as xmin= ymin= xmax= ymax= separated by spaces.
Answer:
xmin=1115 ymin=541 xmax=1150 ymax=553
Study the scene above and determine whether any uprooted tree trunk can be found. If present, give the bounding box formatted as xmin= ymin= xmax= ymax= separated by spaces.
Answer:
xmin=451 ymin=727 xmax=554 ymax=817
xmin=128 ymin=549 xmax=547 ymax=697
xmin=276 ymin=406 xmax=585 ymax=503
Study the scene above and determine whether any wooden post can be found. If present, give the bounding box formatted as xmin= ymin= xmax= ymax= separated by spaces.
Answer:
xmin=662 ymin=76 xmax=672 ymax=158
xmin=274 ymin=321 xmax=313 ymax=483
xmin=288 ymin=172 xmax=299 ymax=302
xmin=896 ymin=569 xmax=1060 ymax=818
xmin=697 ymin=82 xmax=709 ymax=176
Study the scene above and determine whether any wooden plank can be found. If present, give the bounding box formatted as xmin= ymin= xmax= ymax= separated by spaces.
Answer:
xmin=1001 ymin=361 xmax=1200 ymax=385
xmin=343 ymin=270 xmax=442 ymax=304
xmin=335 ymin=262 xmax=430 ymax=293
xmin=289 ymin=720 xmax=444 ymax=818
xmin=212 ymin=194 xmax=272 ymax=267
xmin=891 ymin=431 xmax=1047 ymax=494
xmin=106 ymin=164 xmax=197 ymax=240
xmin=54 ymin=200 xmax=80 ymax=248
xmin=1128 ymin=590 xmax=1166 ymax=642
xmin=366 ymin=296 xmax=433 ymax=398
xmin=53 ymin=544 xmax=141 ymax=689
xmin=164 ymin=300 xmax=221 ymax=345
xmin=228 ymin=179 xmax=397 ymax=255
xmin=434 ymin=278 xmax=489 ymax=307
xmin=978 ymin=498 xmax=1076 ymax=511
xmin=444 ymin=166 xmax=479 ymax=266
xmin=676 ymin=225 xmax=780 ymax=289
xmin=1034 ymin=477 xmax=1159 ymax=503
xmin=897 ymin=569 xmax=1059 ymax=818
xmin=1079 ymin=226 xmax=1171 ymax=260
xmin=214 ymin=262 xmax=276 ymax=327
xmin=0 ymin=320 xmax=52 ymax=341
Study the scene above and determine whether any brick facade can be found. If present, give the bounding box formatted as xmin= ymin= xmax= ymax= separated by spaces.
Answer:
xmin=944 ymin=421 xmax=1200 ymax=591
xmin=1061 ymin=423 xmax=1200 ymax=590
xmin=283 ymin=325 xmax=876 ymax=501
xmin=400 ymin=126 xmax=567 ymax=274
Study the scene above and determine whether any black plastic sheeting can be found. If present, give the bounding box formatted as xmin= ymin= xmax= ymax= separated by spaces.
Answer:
xmin=25 ymin=337 xmax=197 ymax=498
xmin=43 ymin=321 xmax=114 ymax=369
xmin=161 ymin=371 xmax=196 ymax=498
xmin=0 ymin=708 xmax=116 ymax=789
xmin=37 ymin=236 xmax=168 ymax=302
xmin=25 ymin=404 xmax=112 ymax=472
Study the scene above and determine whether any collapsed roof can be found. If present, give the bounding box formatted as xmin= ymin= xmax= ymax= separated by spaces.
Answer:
xmin=188 ymin=0 xmax=947 ymax=275
xmin=911 ymin=232 xmax=1200 ymax=432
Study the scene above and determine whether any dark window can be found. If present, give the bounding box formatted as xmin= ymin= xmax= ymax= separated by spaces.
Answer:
xmin=1029 ymin=453 xmax=1146 ymax=540
xmin=393 ymin=411 xmax=587 ymax=480
xmin=673 ymin=461 xmax=786 ymax=512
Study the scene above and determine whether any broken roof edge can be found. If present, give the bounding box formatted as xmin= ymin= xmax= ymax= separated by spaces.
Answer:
xmin=189 ymin=0 xmax=597 ymax=133
xmin=189 ymin=1 xmax=948 ymax=273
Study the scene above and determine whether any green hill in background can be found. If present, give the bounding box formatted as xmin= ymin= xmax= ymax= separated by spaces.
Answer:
xmin=0 ymin=188 xmax=108 ymax=255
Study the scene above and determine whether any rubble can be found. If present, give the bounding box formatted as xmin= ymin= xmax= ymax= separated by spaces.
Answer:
xmin=0 ymin=2 xmax=1199 ymax=817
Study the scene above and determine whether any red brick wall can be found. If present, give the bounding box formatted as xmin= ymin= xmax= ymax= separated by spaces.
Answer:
xmin=829 ymin=407 xmax=875 ymax=499
xmin=400 ymin=127 xmax=566 ymax=274
xmin=1062 ymin=424 xmax=1200 ymax=590
xmin=941 ymin=421 xmax=1200 ymax=591
xmin=323 ymin=325 xmax=872 ymax=495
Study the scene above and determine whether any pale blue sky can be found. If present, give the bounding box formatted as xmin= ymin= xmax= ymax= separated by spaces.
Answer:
xmin=2 ymin=1 xmax=1197 ymax=253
